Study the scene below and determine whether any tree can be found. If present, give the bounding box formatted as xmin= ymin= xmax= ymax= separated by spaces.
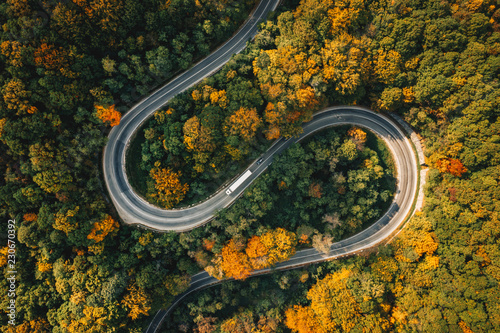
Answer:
xmin=0 ymin=40 xmax=25 ymax=67
xmin=164 ymin=274 xmax=191 ymax=296
xmin=121 ymin=283 xmax=151 ymax=320
xmin=245 ymin=235 xmax=269 ymax=269
xmin=149 ymin=164 xmax=189 ymax=208
xmin=338 ymin=139 xmax=358 ymax=161
xmin=0 ymin=118 xmax=6 ymax=139
xmin=308 ymin=182 xmax=323 ymax=198
xmin=436 ymin=158 xmax=467 ymax=177
xmin=377 ymin=87 xmax=404 ymax=112
xmin=95 ymin=104 xmax=121 ymax=126
xmin=5 ymin=318 xmax=50 ymax=333
xmin=224 ymin=107 xmax=262 ymax=142
xmin=53 ymin=206 xmax=80 ymax=235
xmin=263 ymin=102 xmax=282 ymax=139
xmin=285 ymin=305 xmax=322 ymax=333
xmin=87 ymin=215 xmax=119 ymax=243
xmin=33 ymin=169 xmax=73 ymax=194
xmin=194 ymin=316 xmax=217 ymax=333
xmin=312 ymin=233 xmax=333 ymax=255
xmin=307 ymin=269 xmax=361 ymax=332
xmin=375 ymin=49 xmax=402 ymax=85
xmin=347 ymin=127 xmax=367 ymax=150
xmin=260 ymin=228 xmax=297 ymax=265
xmin=33 ymin=43 xmax=69 ymax=71
xmin=0 ymin=247 xmax=8 ymax=268
xmin=183 ymin=116 xmax=216 ymax=152
xmin=219 ymin=239 xmax=251 ymax=280
xmin=2 ymin=79 xmax=37 ymax=115
xmin=220 ymin=311 xmax=256 ymax=333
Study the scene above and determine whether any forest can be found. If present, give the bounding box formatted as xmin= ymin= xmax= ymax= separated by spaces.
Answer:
xmin=159 ymin=0 xmax=500 ymax=331
xmin=0 ymin=0 xmax=499 ymax=332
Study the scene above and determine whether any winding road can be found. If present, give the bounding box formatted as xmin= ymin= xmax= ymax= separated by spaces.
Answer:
xmin=101 ymin=0 xmax=422 ymax=332
xmin=103 ymin=0 xmax=281 ymax=231
xmin=142 ymin=106 xmax=420 ymax=332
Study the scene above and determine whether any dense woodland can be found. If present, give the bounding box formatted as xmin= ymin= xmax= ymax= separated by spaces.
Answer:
xmin=189 ymin=126 xmax=394 ymax=282
xmin=160 ymin=0 xmax=500 ymax=331
xmin=0 ymin=0 xmax=499 ymax=332
xmin=0 ymin=0 xmax=261 ymax=331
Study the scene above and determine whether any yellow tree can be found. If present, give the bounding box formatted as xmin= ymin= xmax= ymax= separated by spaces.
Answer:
xmin=2 ymin=79 xmax=37 ymax=115
xmin=347 ymin=127 xmax=367 ymax=150
xmin=37 ymin=261 xmax=53 ymax=273
xmin=320 ymin=34 xmax=371 ymax=96
xmin=375 ymin=49 xmax=402 ymax=85
xmin=328 ymin=7 xmax=351 ymax=34
xmin=220 ymin=311 xmax=256 ymax=333
xmin=263 ymin=102 xmax=282 ymax=140
xmin=295 ymin=86 xmax=319 ymax=109
xmin=224 ymin=107 xmax=262 ymax=141
xmin=260 ymin=83 xmax=284 ymax=100
xmin=210 ymin=89 xmax=228 ymax=108
xmin=6 ymin=0 xmax=32 ymax=17
xmin=6 ymin=318 xmax=50 ymax=333
xmin=0 ymin=118 xmax=6 ymax=139
xmin=121 ymin=283 xmax=151 ymax=320
xmin=183 ymin=116 xmax=216 ymax=152
xmin=306 ymin=269 xmax=361 ymax=332
xmin=149 ymin=164 xmax=189 ymax=209
xmin=1 ymin=40 xmax=25 ymax=67
xmin=86 ymin=0 xmax=124 ymax=33
xmin=0 ymin=247 xmax=8 ymax=268
xmin=260 ymin=228 xmax=297 ymax=265
xmin=54 ymin=206 xmax=80 ymax=235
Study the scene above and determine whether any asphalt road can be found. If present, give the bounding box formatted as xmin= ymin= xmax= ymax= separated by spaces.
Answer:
xmin=100 ymin=0 xmax=420 ymax=331
xmin=143 ymin=106 xmax=419 ymax=332
xmin=103 ymin=0 xmax=281 ymax=231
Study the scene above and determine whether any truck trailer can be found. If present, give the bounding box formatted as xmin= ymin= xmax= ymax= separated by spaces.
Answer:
xmin=226 ymin=170 xmax=252 ymax=195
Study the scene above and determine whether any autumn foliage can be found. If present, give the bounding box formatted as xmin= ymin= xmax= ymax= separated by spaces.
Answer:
xmin=0 ymin=247 xmax=8 ymax=268
xmin=219 ymin=239 xmax=252 ymax=280
xmin=347 ymin=127 xmax=367 ymax=150
xmin=308 ymin=182 xmax=323 ymax=198
xmin=149 ymin=165 xmax=189 ymax=208
xmin=224 ymin=107 xmax=262 ymax=141
xmin=208 ymin=228 xmax=297 ymax=280
xmin=183 ymin=115 xmax=216 ymax=152
xmin=245 ymin=236 xmax=269 ymax=269
xmin=436 ymin=158 xmax=467 ymax=177
xmin=121 ymin=283 xmax=151 ymax=320
xmin=285 ymin=305 xmax=321 ymax=333
xmin=87 ymin=215 xmax=119 ymax=243
xmin=2 ymin=79 xmax=37 ymax=115
xmin=5 ymin=318 xmax=50 ymax=333
xmin=220 ymin=311 xmax=256 ymax=333
xmin=33 ymin=43 xmax=69 ymax=71
xmin=285 ymin=269 xmax=361 ymax=333
xmin=54 ymin=206 xmax=80 ymax=235
xmin=95 ymin=104 xmax=121 ymax=126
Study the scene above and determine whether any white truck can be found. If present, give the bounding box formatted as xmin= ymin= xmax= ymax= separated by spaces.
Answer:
xmin=226 ymin=170 xmax=252 ymax=195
